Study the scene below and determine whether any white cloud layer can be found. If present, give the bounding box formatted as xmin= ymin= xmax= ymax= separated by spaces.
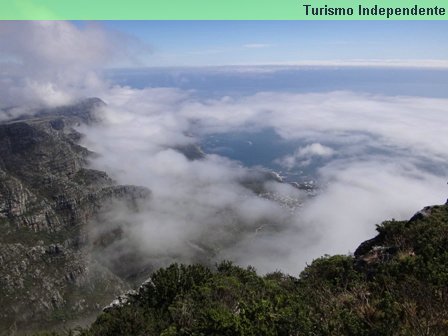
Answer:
xmin=233 ymin=59 xmax=448 ymax=68
xmin=0 ymin=21 xmax=144 ymax=113
xmin=277 ymin=143 xmax=336 ymax=169
xmin=1 ymin=21 xmax=447 ymax=276
xmin=78 ymin=87 xmax=448 ymax=275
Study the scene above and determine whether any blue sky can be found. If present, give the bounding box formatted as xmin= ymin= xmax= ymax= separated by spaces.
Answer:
xmin=96 ymin=21 xmax=448 ymax=66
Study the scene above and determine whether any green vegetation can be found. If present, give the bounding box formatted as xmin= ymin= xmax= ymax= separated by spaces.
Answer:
xmin=39 ymin=204 xmax=448 ymax=335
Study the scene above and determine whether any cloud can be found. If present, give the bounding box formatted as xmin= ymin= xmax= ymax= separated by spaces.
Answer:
xmin=179 ymin=91 xmax=448 ymax=162
xmin=79 ymin=87 xmax=448 ymax=275
xmin=277 ymin=143 xmax=336 ymax=169
xmin=80 ymin=87 xmax=300 ymax=269
xmin=253 ymin=59 xmax=448 ymax=68
xmin=2 ymin=21 xmax=447 ymax=276
xmin=296 ymin=143 xmax=335 ymax=157
xmin=0 ymin=21 xmax=146 ymax=114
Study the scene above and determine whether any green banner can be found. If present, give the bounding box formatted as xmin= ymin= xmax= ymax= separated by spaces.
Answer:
xmin=0 ymin=0 xmax=447 ymax=20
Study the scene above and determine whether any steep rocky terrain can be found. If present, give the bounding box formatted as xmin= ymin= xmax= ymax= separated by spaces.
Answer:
xmin=0 ymin=99 xmax=150 ymax=334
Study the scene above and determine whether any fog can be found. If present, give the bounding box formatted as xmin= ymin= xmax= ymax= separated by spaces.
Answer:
xmin=0 ymin=21 xmax=144 ymax=117
xmin=1 ymin=21 xmax=447 ymax=275
xmin=81 ymin=87 xmax=447 ymax=274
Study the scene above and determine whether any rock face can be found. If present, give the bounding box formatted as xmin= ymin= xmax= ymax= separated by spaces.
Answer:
xmin=353 ymin=202 xmax=448 ymax=272
xmin=0 ymin=99 xmax=150 ymax=334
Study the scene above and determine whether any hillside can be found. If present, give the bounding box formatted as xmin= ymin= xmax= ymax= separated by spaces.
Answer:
xmin=0 ymin=100 xmax=150 ymax=334
xmin=38 ymin=201 xmax=448 ymax=335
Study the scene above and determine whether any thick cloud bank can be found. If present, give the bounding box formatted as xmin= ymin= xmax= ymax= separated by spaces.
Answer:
xmin=0 ymin=21 xmax=142 ymax=117
xmin=79 ymin=87 xmax=448 ymax=274
xmin=1 ymin=21 xmax=447 ymax=275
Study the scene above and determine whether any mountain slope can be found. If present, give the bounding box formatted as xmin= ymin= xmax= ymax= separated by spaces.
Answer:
xmin=75 ymin=201 xmax=448 ymax=336
xmin=0 ymin=100 xmax=150 ymax=334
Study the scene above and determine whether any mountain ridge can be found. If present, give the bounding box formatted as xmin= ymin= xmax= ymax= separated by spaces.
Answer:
xmin=0 ymin=99 xmax=150 ymax=334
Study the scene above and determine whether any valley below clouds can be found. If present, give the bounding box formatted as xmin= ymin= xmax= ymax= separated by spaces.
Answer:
xmin=80 ymin=86 xmax=448 ymax=274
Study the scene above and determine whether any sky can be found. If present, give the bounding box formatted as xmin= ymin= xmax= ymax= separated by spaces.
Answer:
xmin=92 ymin=21 xmax=448 ymax=67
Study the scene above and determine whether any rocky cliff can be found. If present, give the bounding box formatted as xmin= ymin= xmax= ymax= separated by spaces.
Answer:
xmin=0 ymin=99 xmax=150 ymax=334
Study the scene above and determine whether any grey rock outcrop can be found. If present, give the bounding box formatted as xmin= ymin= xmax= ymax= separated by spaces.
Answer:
xmin=0 ymin=99 xmax=150 ymax=334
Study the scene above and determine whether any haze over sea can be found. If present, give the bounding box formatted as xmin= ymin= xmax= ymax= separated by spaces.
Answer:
xmin=93 ymin=64 xmax=448 ymax=274
xmin=106 ymin=66 xmax=448 ymax=182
